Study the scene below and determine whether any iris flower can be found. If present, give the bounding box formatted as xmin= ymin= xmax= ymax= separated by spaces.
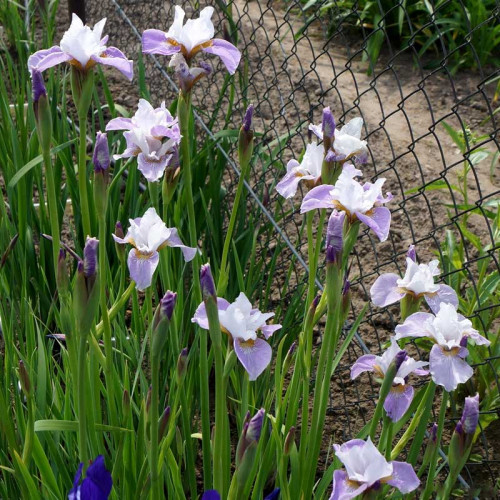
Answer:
xmin=300 ymin=164 xmax=392 ymax=241
xmin=330 ymin=437 xmax=419 ymax=499
xmin=68 ymin=455 xmax=112 ymax=500
xmin=28 ymin=14 xmax=133 ymax=80
xmin=106 ymin=99 xmax=181 ymax=182
xmin=113 ymin=207 xmax=196 ymax=291
xmin=351 ymin=338 xmax=428 ymax=421
xmin=395 ymin=303 xmax=490 ymax=391
xmin=142 ymin=6 xmax=241 ymax=75
xmin=192 ymin=292 xmax=281 ymax=380
xmin=309 ymin=116 xmax=368 ymax=162
xmin=370 ymin=246 xmax=458 ymax=313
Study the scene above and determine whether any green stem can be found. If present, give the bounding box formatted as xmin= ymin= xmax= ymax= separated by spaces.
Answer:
xmin=78 ymin=116 xmax=91 ymax=239
xmin=95 ymin=281 xmax=135 ymax=337
xmin=199 ymin=330 xmax=212 ymax=490
xmin=150 ymin=353 xmax=161 ymax=500
xmin=21 ymin=394 xmax=34 ymax=464
xmin=421 ymin=390 xmax=449 ymax=500
xmin=78 ymin=333 xmax=89 ymax=468
xmin=98 ymin=214 xmax=117 ymax=427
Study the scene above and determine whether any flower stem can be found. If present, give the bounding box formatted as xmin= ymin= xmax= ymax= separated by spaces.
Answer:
xmin=78 ymin=332 xmax=89 ymax=469
xmin=421 ymin=390 xmax=449 ymax=500
xmin=149 ymin=351 xmax=161 ymax=500
xmin=77 ymin=115 xmax=91 ymax=239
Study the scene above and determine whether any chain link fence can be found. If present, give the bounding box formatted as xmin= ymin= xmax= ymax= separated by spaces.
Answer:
xmin=85 ymin=0 xmax=500 ymax=493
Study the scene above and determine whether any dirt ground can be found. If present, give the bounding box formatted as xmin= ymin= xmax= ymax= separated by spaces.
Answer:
xmin=54 ymin=0 xmax=499 ymax=493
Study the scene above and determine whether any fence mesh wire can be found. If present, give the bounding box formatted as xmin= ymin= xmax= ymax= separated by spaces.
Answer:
xmin=86 ymin=0 xmax=500 ymax=492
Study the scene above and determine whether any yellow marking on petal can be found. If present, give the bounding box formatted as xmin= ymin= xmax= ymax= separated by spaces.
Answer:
xmin=442 ymin=346 xmax=460 ymax=356
xmin=373 ymin=365 xmax=385 ymax=378
xmin=190 ymin=40 xmax=213 ymax=58
xmin=391 ymin=383 xmax=407 ymax=393
xmin=134 ymin=249 xmax=154 ymax=260
xmin=239 ymin=339 xmax=256 ymax=349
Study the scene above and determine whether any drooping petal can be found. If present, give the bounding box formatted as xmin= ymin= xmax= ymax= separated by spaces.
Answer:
xmin=260 ymin=324 xmax=281 ymax=339
xmin=127 ymin=248 xmax=159 ymax=292
xmin=329 ymin=469 xmax=368 ymax=500
xmin=300 ymin=184 xmax=334 ymax=213
xmin=137 ymin=152 xmax=171 ymax=182
xmin=370 ymin=273 xmax=404 ymax=307
xmin=394 ymin=312 xmax=435 ymax=340
xmin=384 ymin=385 xmax=414 ymax=422
xmin=467 ymin=331 xmax=490 ymax=346
xmin=92 ymin=46 xmax=133 ymax=80
xmin=425 ymin=284 xmax=459 ymax=314
xmin=105 ymin=116 xmax=134 ymax=131
xmin=164 ymin=228 xmax=197 ymax=261
xmin=355 ymin=206 xmax=391 ymax=242
xmin=386 ymin=461 xmax=419 ymax=494
xmin=191 ymin=298 xmax=231 ymax=330
xmin=234 ymin=338 xmax=272 ymax=381
xmin=27 ymin=46 xmax=72 ymax=74
xmin=142 ymin=29 xmax=180 ymax=56
xmin=350 ymin=354 xmax=377 ymax=380
xmin=429 ymin=344 xmax=473 ymax=392
xmin=276 ymin=169 xmax=313 ymax=199
xmin=203 ymin=39 xmax=241 ymax=75
xmin=80 ymin=455 xmax=113 ymax=500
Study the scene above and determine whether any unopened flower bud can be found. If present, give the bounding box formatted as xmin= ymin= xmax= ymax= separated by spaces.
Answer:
xmin=158 ymin=406 xmax=171 ymax=442
xmin=283 ymin=341 xmax=297 ymax=373
xmin=93 ymin=131 xmax=110 ymax=173
xmin=176 ymin=347 xmax=188 ymax=380
xmin=161 ymin=291 xmax=177 ymax=321
xmin=407 ymin=244 xmax=416 ymax=262
xmin=284 ymin=426 xmax=295 ymax=455
xmin=322 ymin=107 xmax=335 ymax=143
xmin=326 ymin=210 xmax=345 ymax=265
xmin=18 ymin=360 xmax=31 ymax=396
xmin=200 ymin=264 xmax=216 ymax=301
xmin=238 ymin=104 xmax=254 ymax=168
xmin=32 ymin=69 xmax=52 ymax=153
xmin=246 ymin=408 xmax=264 ymax=443
xmin=394 ymin=350 xmax=408 ymax=371
xmin=152 ymin=291 xmax=177 ymax=357
xmin=236 ymin=409 xmax=265 ymax=471
xmin=83 ymin=237 xmax=99 ymax=278
xmin=430 ymin=422 xmax=438 ymax=443
xmin=459 ymin=394 xmax=479 ymax=435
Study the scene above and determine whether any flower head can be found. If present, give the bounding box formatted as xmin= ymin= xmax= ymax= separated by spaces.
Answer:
xmin=276 ymin=142 xmax=324 ymax=199
xmin=351 ymin=338 xmax=428 ymax=421
xmin=330 ymin=437 xmax=419 ymax=499
xmin=142 ymin=6 xmax=241 ymax=75
xmin=192 ymin=292 xmax=280 ymax=380
xmin=309 ymin=115 xmax=367 ymax=161
xmin=28 ymin=14 xmax=133 ymax=80
xmin=301 ymin=165 xmax=391 ymax=241
xmin=395 ymin=303 xmax=490 ymax=391
xmin=68 ymin=455 xmax=112 ymax=500
xmin=113 ymin=207 xmax=196 ymax=291
xmin=370 ymin=249 xmax=459 ymax=313
xmin=106 ymin=99 xmax=181 ymax=183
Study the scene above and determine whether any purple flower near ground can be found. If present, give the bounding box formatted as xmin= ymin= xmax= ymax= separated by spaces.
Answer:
xmin=192 ymin=293 xmax=281 ymax=380
xmin=309 ymin=116 xmax=367 ymax=161
xmin=106 ymin=99 xmax=181 ymax=182
xmin=68 ymin=455 xmax=112 ymax=500
xmin=395 ymin=303 xmax=490 ymax=391
xmin=351 ymin=338 xmax=428 ymax=422
xmin=28 ymin=14 xmax=133 ymax=80
xmin=142 ymin=6 xmax=241 ymax=75
xmin=112 ymin=207 xmax=196 ymax=291
xmin=330 ymin=437 xmax=419 ymax=499
xmin=370 ymin=246 xmax=459 ymax=313
xmin=300 ymin=163 xmax=392 ymax=241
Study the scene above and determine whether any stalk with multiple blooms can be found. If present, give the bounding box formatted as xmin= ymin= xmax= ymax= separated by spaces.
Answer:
xmin=2 ymin=5 xmax=491 ymax=500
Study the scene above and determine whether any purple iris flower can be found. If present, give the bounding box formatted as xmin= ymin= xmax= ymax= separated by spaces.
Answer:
xmin=112 ymin=207 xmax=196 ymax=291
xmin=142 ymin=6 xmax=241 ymax=75
xmin=192 ymin=292 xmax=281 ymax=380
xmin=276 ymin=142 xmax=324 ymax=199
xmin=330 ymin=437 xmax=419 ymax=499
xmin=68 ymin=455 xmax=112 ymax=500
xmin=395 ymin=303 xmax=490 ymax=392
xmin=370 ymin=245 xmax=459 ymax=313
xmin=168 ymin=53 xmax=212 ymax=93
xmin=351 ymin=338 xmax=428 ymax=422
xmin=309 ymin=116 xmax=367 ymax=162
xmin=28 ymin=14 xmax=133 ymax=80
xmin=106 ymin=99 xmax=181 ymax=183
xmin=300 ymin=163 xmax=392 ymax=242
